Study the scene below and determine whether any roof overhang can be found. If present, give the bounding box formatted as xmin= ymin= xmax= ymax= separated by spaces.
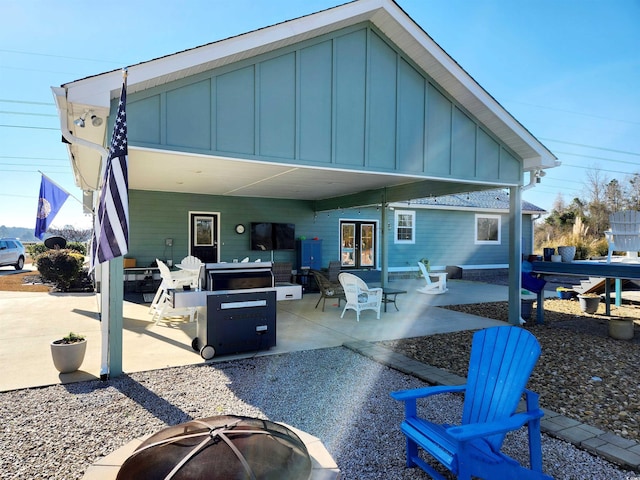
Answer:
xmin=52 ymin=0 xmax=557 ymax=203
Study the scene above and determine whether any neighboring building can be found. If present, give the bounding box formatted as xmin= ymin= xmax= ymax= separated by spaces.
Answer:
xmin=52 ymin=0 xmax=557 ymax=331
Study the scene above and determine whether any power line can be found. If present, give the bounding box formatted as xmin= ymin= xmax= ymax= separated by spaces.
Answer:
xmin=0 ymin=110 xmax=57 ymax=117
xmin=555 ymin=150 xmax=640 ymax=167
xmin=541 ymin=138 xmax=640 ymax=157
xmin=0 ymin=124 xmax=58 ymax=130
xmin=0 ymin=48 xmax=123 ymax=65
xmin=0 ymin=155 xmax=67 ymax=161
xmin=0 ymin=99 xmax=53 ymax=106
xmin=506 ymin=100 xmax=640 ymax=127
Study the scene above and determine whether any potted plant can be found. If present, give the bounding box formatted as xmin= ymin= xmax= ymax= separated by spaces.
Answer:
xmin=50 ymin=332 xmax=87 ymax=373
xmin=577 ymin=293 xmax=600 ymax=314
xmin=556 ymin=287 xmax=573 ymax=300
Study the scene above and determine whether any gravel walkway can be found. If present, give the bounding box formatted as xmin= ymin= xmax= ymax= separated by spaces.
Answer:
xmin=1 ymin=347 xmax=639 ymax=479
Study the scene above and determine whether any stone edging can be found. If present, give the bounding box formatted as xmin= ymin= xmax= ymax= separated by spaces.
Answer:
xmin=343 ymin=340 xmax=640 ymax=472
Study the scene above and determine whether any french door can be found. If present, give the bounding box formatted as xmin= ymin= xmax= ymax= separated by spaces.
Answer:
xmin=340 ymin=221 xmax=376 ymax=269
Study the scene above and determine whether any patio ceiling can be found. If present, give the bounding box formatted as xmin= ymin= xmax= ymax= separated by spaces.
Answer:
xmin=128 ymin=147 xmax=497 ymax=208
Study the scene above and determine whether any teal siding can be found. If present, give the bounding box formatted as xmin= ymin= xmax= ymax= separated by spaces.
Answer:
xmin=127 ymin=95 xmax=161 ymax=144
xmin=398 ymin=59 xmax=425 ymax=172
xmin=334 ymin=30 xmax=367 ymax=166
xmin=368 ymin=31 xmax=397 ymax=169
xmin=299 ymin=41 xmax=333 ymax=162
xmin=452 ymin=108 xmax=477 ymax=177
xmin=125 ymin=24 xmax=523 ymax=186
xmin=129 ymin=190 xmax=533 ymax=270
xmin=259 ymin=53 xmax=296 ymax=158
xmin=166 ymin=79 xmax=211 ymax=149
xmin=216 ymin=66 xmax=255 ymax=154
xmin=425 ymin=85 xmax=452 ymax=175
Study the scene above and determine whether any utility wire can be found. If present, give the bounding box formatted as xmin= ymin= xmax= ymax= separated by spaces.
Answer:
xmin=0 ymin=110 xmax=57 ymax=117
xmin=541 ymin=138 xmax=640 ymax=157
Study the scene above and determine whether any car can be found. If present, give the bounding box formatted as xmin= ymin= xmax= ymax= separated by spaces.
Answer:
xmin=0 ymin=238 xmax=26 ymax=270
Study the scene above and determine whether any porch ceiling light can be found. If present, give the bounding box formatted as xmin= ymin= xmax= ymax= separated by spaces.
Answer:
xmin=73 ymin=110 xmax=103 ymax=128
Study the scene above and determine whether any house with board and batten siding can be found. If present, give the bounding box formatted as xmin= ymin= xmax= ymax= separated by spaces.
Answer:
xmin=52 ymin=0 xmax=558 ymax=367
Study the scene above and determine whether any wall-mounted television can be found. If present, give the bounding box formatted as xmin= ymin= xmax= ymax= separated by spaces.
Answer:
xmin=250 ymin=222 xmax=295 ymax=251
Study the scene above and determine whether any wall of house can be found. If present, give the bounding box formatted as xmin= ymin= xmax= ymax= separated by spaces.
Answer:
xmin=124 ymin=22 xmax=521 ymax=187
xmin=128 ymin=190 xmax=533 ymax=274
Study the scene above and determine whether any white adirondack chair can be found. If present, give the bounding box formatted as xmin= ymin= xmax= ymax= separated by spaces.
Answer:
xmin=150 ymin=259 xmax=197 ymax=324
xmin=605 ymin=211 xmax=640 ymax=263
xmin=338 ymin=272 xmax=382 ymax=321
xmin=416 ymin=261 xmax=448 ymax=294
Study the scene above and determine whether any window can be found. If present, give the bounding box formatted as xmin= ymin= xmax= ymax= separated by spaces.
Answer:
xmin=475 ymin=214 xmax=501 ymax=244
xmin=395 ymin=210 xmax=415 ymax=244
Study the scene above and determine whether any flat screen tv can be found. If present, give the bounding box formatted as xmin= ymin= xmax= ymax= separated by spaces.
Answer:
xmin=273 ymin=223 xmax=295 ymax=250
xmin=250 ymin=222 xmax=273 ymax=251
xmin=250 ymin=222 xmax=295 ymax=251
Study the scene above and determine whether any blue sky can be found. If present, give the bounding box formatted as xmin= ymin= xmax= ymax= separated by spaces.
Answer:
xmin=1 ymin=0 xmax=639 ymax=230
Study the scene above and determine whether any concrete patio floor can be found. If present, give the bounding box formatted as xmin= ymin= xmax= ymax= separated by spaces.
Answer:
xmin=0 ymin=277 xmax=510 ymax=392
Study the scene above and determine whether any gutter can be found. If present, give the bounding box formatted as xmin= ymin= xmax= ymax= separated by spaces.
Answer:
xmin=50 ymin=86 xmax=109 ymax=193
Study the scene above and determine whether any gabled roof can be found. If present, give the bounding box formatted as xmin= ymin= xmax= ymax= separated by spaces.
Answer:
xmin=53 ymin=0 xmax=557 ymax=203
xmin=396 ymin=189 xmax=546 ymax=214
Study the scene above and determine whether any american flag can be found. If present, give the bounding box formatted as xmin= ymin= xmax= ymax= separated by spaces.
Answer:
xmin=91 ymin=81 xmax=129 ymax=269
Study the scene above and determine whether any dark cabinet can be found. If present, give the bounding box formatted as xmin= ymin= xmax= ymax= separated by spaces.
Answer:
xmin=296 ymin=239 xmax=322 ymax=270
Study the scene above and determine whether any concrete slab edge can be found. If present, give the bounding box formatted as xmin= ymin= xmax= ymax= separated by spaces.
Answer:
xmin=343 ymin=341 xmax=640 ymax=473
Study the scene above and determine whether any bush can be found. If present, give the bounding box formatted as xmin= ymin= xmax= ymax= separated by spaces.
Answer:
xmin=66 ymin=242 xmax=86 ymax=255
xmin=27 ymin=243 xmax=48 ymax=257
xmin=36 ymin=249 xmax=85 ymax=292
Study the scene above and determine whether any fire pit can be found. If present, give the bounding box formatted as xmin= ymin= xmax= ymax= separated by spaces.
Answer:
xmin=84 ymin=415 xmax=339 ymax=479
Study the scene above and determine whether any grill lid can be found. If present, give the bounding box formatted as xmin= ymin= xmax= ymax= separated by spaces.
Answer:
xmin=116 ymin=415 xmax=312 ymax=480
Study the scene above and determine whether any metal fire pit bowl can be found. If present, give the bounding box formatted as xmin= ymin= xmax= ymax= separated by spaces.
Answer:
xmin=116 ymin=415 xmax=312 ymax=480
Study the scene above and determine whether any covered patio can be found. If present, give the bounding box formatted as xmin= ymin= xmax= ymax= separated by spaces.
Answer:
xmin=0 ymin=276 xmax=509 ymax=392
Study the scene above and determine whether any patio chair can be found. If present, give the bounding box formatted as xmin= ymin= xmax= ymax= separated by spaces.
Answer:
xmin=416 ymin=261 xmax=448 ymax=294
xmin=327 ymin=261 xmax=342 ymax=282
xmin=311 ymin=270 xmax=345 ymax=311
xmin=391 ymin=326 xmax=552 ymax=480
xmin=150 ymin=259 xmax=197 ymax=324
xmin=272 ymin=262 xmax=293 ymax=283
xmin=605 ymin=210 xmax=640 ymax=263
xmin=338 ymin=272 xmax=382 ymax=321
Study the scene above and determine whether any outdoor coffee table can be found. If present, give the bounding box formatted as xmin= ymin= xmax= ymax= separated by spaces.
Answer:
xmin=381 ymin=287 xmax=407 ymax=312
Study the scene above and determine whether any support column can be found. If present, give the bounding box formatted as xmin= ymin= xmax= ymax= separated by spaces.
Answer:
xmin=508 ymin=186 xmax=523 ymax=325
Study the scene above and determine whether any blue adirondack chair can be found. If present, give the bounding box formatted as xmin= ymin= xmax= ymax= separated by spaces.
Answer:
xmin=390 ymin=326 xmax=552 ymax=480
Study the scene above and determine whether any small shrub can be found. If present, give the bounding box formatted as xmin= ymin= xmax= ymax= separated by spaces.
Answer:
xmin=36 ymin=249 xmax=85 ymax=292
xmin=66 ymin=242 xmax=86 ymax=255
xmin=27 ymin=243 xmax=48 ymax=257
xmin=54 ymin=332 xmax=85 ymax=344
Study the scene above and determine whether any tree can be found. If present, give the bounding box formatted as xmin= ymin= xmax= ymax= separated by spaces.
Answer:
xmin=48 ymin=225 xmax=92 ymax=243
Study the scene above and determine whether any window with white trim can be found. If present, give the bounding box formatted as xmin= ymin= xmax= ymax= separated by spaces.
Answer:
xmin=394 ymin=210 xmax=415 ymax=244
xmin=475 ymin=214 xmax=501 ymax=244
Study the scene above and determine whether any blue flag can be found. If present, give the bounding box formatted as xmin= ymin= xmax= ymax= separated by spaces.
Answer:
xmin=35 ymin=175 xmax=69 ymax=240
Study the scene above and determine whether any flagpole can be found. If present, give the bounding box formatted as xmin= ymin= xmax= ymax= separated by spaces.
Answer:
xmin=100 ymin=68 xmax=129 ymax=380
xmin=38 ymin=171 xmax=91 ymax=214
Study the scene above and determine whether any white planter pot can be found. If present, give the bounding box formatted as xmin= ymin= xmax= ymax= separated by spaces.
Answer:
xmin=50 ymin=339 xmax=87 ymax=373
xmin=609 ymin=319 xmax=634 ymax=340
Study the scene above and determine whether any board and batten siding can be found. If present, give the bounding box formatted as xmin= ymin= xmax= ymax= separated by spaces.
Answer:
xmin=124 ymin=23 xmax=521 ymax=186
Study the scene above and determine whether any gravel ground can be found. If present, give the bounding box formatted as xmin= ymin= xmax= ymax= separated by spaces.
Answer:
xmin=379 ymin=296 xmax=640 ymax=446
xmin=1 ymin=348 xmax=640 ymax=479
